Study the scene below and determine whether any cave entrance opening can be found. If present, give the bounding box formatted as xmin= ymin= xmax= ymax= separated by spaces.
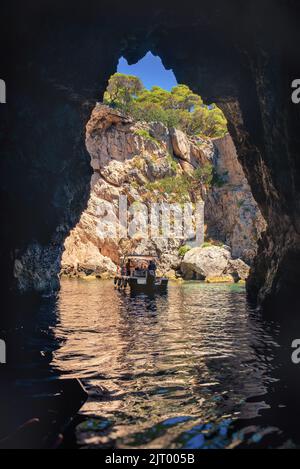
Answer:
xmin=117 ymin=52 xmax=178 ymax=91
xmin=61 ymin=51 xmax=265 ymax=285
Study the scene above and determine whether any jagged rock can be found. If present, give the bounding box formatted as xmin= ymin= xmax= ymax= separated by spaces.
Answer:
xmin=3 ymin=1 xmax=300 ymax=313
xmin=61 ymin=239 xmax=117 ymax=278
xmin=13 ymin=103 xmax=263 ymax=285
xmin=86 ymin=105 xmax=168 ymax=170
xmin=14 ymin=241 xmax=61 ymax=294
xmin=225 ymin=258 xmax=250 ymax=282
xmin=170 ymin=128 xmax=209 ymax=167
xmin=62 ymin=105 xmax=210 ymax=276
xmin=181 ymin=245 xmax=231 ymax=280
xmin=100 ymin=160 xmax=128 ymax=186
xmin=131 ymin=237 xmax=182 ymax=274
xmin=145 ymin=155 xmax=174 ymax=180
xmin=181 ymin=245 xmax=250 ymax=282
xmin=61 ymin=105 xmax=262 ymax=279
xmin=170 ymin=128 xmax=191 ymax=161
xmin=205 ymin=135 xmax=266 ymax=263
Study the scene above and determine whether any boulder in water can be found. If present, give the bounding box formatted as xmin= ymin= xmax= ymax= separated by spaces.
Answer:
xmin=181 ymin=245 xmax=231 ymax=280
xmin=225 ymin=258 xmax=250 ymax=282
xmin=181 ymin=245 xmax=250 ymax=282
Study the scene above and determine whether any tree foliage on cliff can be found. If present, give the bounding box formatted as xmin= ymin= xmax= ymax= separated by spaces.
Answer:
xmin=104 ymin=74 xmax=227 ymax=138
xmin=104 ymin=73 xmax=144 ymax=107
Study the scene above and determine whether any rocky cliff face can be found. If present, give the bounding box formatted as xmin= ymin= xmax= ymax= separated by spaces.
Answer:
xmin=60 ymin=105 xmax=264 ymax=279
xmin=61 ymin=105 xmax=212 ymax=278
xmin=3 ymin=1 xmax=299 ymax=313
xmin=206 ymin=134 xmax=266 ymax=263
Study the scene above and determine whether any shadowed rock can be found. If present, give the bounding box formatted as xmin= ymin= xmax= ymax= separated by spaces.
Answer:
xmin=1 ymin=0 xmax=300 ymax=314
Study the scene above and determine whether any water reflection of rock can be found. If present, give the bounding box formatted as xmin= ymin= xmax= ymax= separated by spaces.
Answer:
xmin=50 ymin=279 xmax=294 ymax=448
xmin=3 ymin=279 xmax=300 ymax=448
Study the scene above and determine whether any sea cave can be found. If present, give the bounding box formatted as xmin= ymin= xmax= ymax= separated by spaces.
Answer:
xmin=1 ymin=0 xmax=300 ymax=450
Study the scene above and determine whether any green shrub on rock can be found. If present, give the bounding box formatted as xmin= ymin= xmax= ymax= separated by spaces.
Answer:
xmin=104 ymin=74 xmax=228 ymax=139
xmin=178 ymin=245 xmax=192 ymax=257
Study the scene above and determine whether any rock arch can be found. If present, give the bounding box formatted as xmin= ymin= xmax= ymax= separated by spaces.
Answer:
xmin=1 ymin=0 xmax=300 ymax=315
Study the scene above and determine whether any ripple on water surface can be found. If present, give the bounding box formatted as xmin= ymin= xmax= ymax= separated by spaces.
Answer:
xmin=34 ymin=279 xmax=294 ymax=448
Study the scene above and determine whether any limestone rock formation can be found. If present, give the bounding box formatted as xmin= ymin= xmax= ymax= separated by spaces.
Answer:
xmin=62 ymin=237 xmax=117 ymax=278
xmin=11 ymin=103 xmax=263 ymax=287
xmin=181 ymin=245 xmax=231 ymax=280
xmin=225 ymin=258 xmax=250 ymax=282
xmin=206 ymin=135 xmax=266 ymax=263
xmin=61 ymin=104 xmax=205 ymax=277
xmin=61 ymin=105 xmax=264 ymax=279
xmin=170 ymin=128 xmax=210 ymax=169
xmin=181 ymin=245 xmax=250 ymax=282
xmin=2 ymin=1 xmax=300 ymax=313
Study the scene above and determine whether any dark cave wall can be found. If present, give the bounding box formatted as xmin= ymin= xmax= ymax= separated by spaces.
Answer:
xmin=1 ymin=0 xmax=300 ymax=313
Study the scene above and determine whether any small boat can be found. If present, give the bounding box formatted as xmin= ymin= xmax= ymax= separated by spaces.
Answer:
xmin=114 ymin=254 xmax=168 ymax=294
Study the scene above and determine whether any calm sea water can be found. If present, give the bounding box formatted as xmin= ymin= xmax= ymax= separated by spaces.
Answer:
xmin=9 ymin=279 xmax=300 ymax=448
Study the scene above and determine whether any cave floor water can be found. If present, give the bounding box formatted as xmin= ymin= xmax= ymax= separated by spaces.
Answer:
xmin=5 ymin=279 xmax=300 ymax=449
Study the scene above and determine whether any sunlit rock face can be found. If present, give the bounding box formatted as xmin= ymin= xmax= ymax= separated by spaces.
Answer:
xmin=61 ymin=105 xmax=261 ymax=279
xmin=1 ymin=0 xmax=300 ymax=313
xmin=61 ymin=104 xmax=214 ymax=278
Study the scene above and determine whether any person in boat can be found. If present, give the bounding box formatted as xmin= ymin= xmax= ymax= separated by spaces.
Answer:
xmin=114 ymin=265 xmax=121 ymax=285
xmin=121 ymin=263 xmax=127 ymax=276
xmin=126 ymin=259 xmax=131 ymax=277
xmin=148 ymin=259 xmax=157 ymax=277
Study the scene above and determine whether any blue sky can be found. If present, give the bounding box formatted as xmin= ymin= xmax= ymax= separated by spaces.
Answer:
xmin=117 ymin=52 xmax=177 ymax=91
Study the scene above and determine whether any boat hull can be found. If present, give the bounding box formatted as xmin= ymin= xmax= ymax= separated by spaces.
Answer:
xmin=128 ymin=277 xmax=168 ymax=294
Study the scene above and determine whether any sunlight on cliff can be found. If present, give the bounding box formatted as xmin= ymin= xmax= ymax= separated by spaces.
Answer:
xmin=60 ymin=53 xmax=265 ymax=286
